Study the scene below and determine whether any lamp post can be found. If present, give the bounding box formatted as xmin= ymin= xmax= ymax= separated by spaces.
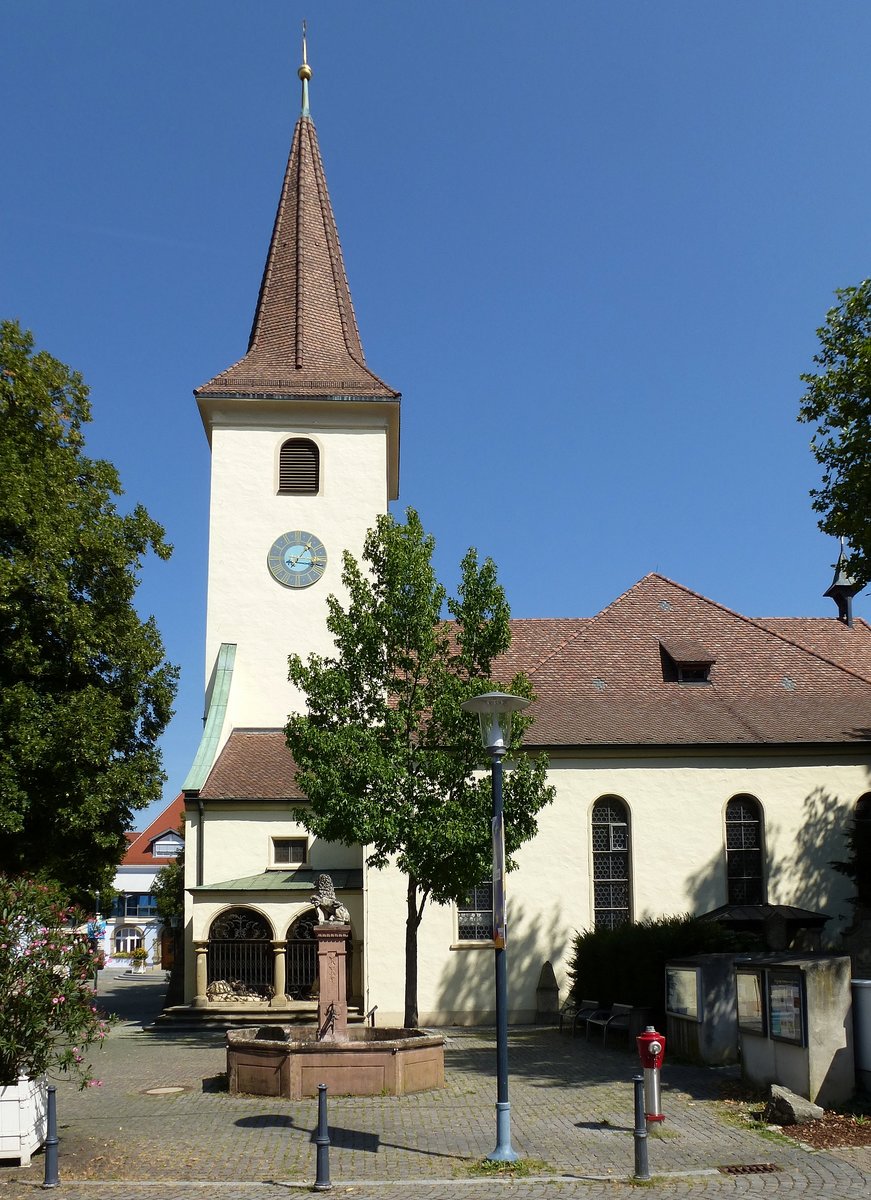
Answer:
xmin=461 ymin=690 xmax=530 ymax=1163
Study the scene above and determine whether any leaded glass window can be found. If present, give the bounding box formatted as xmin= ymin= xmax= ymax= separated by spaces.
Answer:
xmin=725 ymin=796 xmax=764 ymax=904
xmin=458 ymin=883 xmax=493 ymax=941
xmin=591 ymin=798 xmax=631 ymax=929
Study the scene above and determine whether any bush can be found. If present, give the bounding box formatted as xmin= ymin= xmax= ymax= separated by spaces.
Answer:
xmin=0 ymin=874 xmax=112 ymax=1086
xmin=568 ymin=914 xmax=758 ymax=1028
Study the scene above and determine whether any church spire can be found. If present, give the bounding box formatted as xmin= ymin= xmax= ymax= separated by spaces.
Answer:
xmin=196 ymin=32 xmax=398 ymax=401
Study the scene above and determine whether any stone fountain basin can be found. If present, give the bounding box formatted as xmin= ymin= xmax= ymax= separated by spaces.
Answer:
xmin=227 ymin=1025 xmax=445 ymax=1099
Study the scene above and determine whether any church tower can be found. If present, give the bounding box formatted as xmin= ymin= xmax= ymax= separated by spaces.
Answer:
xmin=188 ymin=40 xmax=400 ymax=775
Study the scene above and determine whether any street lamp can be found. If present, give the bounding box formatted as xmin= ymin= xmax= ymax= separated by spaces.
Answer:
xmin=461 ymin=690 xmax=530 ymax=1163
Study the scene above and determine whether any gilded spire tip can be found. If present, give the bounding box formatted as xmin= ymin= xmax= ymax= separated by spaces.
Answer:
xmin=298 ymin=20 xmax=312 ymax=115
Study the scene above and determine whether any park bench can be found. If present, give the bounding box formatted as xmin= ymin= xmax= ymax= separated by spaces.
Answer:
xmin=585 ymin=1002 xmax=633 ymax=1045
xmin=559 ymin=998 xmax=600 ymax=1036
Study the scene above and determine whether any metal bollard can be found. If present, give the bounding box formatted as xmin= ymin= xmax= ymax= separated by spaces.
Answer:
xmin=313 ymin=1082 xmax=331 ymax=1191
xmin=632 ymin=1075 xmax=650 ymax=1182
xmin=43 ymin=1084 xmax=59 ymax=1189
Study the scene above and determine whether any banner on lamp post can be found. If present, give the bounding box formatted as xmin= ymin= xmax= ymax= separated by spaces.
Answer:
xmin=492 ymin=813 xmax=506 ymax=949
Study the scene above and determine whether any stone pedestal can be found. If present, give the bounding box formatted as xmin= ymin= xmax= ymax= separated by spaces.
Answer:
xmin=315 ymin=923 xmax=350 ymax=1041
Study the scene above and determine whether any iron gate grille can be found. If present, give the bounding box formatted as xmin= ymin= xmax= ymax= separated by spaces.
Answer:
xmin=207 ymin=940 xmax=272 ymax=996
xmin=286 ymin=939 xmax=317 ymax=998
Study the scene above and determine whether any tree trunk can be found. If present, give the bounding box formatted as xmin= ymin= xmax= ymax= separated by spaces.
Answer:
xmin=404 ymin=875 xmax=420 ymax=1028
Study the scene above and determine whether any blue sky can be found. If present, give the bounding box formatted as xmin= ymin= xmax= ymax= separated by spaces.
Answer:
xmin=3 ymin=3 xmax=870 ymax=828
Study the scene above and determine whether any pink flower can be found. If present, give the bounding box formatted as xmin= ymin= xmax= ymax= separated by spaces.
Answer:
xmin=85 ymin=1080 xmax=103 ymax=1088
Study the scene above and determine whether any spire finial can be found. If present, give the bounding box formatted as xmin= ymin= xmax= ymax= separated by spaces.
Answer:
xmin=825 ymin=537 xmax=862 ymax=626
xmin=298 ymin=20 xmax=312 ymax=116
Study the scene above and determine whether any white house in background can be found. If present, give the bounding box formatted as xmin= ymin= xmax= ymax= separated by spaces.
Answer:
xmin=101 ymin=793 xmax=185 ymax=968
xmin=178 ymin=50 xmax=871 ymax=1023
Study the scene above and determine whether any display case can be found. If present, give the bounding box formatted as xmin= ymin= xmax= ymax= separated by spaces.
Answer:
xmin=665 ymin=965 xmax=701 ymax=1021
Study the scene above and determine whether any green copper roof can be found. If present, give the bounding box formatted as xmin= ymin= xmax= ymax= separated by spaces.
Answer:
xmin=182 ymin=643 xmax=236 ymax=792
xmin=191 ymin=868 xmax=363 ymax=893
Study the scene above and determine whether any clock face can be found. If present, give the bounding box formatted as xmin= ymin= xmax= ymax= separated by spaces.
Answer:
xmin=267 ymin=530 xmax=327 ymax=589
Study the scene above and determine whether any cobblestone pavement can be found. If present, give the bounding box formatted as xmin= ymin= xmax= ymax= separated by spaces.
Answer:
xmin=1 ymin=972 xmax=869 ymax=1199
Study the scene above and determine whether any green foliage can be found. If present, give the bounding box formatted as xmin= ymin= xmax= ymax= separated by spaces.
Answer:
xmin=286 ymin=508 xmax=553 ymax=1025
xmin=0 ymin=322 xmax=177 ymax=902
xmin=568 ymin=914 xmax=756 ymax=1028
xmin=798 ymin=280 xmax=871 ymax=586
xmin=832 ymin=801 xmax=871 ymax=909
xmin=0 ymin=874 xmax=112 ymax=1086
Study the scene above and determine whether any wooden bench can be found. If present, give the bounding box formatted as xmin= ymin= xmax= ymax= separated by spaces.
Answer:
xmin=559 ymin=998 xmax=599 ymax=1036
xmin=585 ymin=1002 xmax=633 ymax=1044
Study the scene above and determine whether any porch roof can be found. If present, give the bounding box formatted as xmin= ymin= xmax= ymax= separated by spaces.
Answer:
xmin=191 ymin=868 xmax=363 ymax=893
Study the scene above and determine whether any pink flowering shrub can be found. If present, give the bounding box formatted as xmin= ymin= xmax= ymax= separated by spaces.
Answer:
xmin=0 ymin=874 xmax=112 ymax=1087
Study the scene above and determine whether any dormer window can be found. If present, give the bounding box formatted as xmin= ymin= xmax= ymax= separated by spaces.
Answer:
xmin=659 ymin=638 xmax=715 ymax=685
xmin=150 ymin=832 xmax=184 ymax=858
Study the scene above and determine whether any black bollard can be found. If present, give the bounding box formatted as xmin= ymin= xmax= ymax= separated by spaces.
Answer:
xmin=42 ymin=1084 xmax=59 ymax=1189
xmin=632 ymin=1074 xmax=650 ymax=1182
xmin=313 ymin=1082 xmax=331 ymax=1191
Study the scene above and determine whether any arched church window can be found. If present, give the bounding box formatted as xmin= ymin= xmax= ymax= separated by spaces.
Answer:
xmin=849 ymin=793 xmax=871 ymax=907
xmin=279 ymin=438 xmax=319 ymax=494
xmin=725 ymin=796 xmax=765 ymax=904
xmin=591 ymin=797 xmax=631 ymax=929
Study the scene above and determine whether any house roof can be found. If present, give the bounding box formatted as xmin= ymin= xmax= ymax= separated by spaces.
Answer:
xmin=123 ymin=792 xmax=186 ymax=866
xmin=196 ymin=106 xmax=397 ymax=401
xmin=198 ymin=731 xmax=307 ymax=800
xmin=194 ymin=574 xmax=871 ymax=800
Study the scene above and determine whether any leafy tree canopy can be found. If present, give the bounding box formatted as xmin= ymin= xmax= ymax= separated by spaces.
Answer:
xmin=798 ymin=279 xmax=871 ymax=586
xmin=0 ymin=320 xmax=177 ymax=903
xmin=286 ymin=508 xmax=554 ymax=1026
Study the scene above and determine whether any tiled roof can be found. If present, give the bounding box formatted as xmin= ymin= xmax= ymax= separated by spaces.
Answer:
xmin=123 ymin=792 xmax=186 ymax=865
xmin=197 ymin=115 xmax=397 ymax=401
xmin=754 ymin=617 xmax=871 ymax=681
xmin=519 ymin=574 xmax=871 ymax=746
xmin=198 ymin=730 xmax=307 ymax=800
xmin=194 ymin=575 xmax=871 ymax=799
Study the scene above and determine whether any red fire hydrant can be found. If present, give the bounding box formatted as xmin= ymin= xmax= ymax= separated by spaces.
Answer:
xmin=636 ymin=1026 xmax=666 ymax=1123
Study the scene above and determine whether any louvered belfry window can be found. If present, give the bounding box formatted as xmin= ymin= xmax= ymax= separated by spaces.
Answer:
xmin=279 ymin=438 xmax=319 ymax=494
xmin=725 ymin=796 xmax=765 ymax=904
xmin=591 ymin=798 xmax=631 ymax=929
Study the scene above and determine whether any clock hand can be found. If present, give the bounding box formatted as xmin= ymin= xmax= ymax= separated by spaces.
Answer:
xmin=286 ymin=542 xmax=314 ymax=568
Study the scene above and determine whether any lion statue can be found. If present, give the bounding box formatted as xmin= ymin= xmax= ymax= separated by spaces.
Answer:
xmin=311 ymin=873 xmax=351 ymax=925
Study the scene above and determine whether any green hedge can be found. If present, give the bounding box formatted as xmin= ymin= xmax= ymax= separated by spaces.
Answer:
xmin=568 ymin=914 xmax=758 ymax=1028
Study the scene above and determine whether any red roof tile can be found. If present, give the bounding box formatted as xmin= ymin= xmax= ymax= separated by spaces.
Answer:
xmin=199 ymin=730 xmax=307 ymax=800
xmin=194 ymin=576 xmax=871 ymax=798
xmin=123 ymin=793 xmax=186 ymax=865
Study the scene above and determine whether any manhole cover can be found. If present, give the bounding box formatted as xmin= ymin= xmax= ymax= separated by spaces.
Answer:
xmin=143 ymin=1086 xmax=186 ymax=1095
xmin=718 ymin=1163 xmax=781 ymax=1175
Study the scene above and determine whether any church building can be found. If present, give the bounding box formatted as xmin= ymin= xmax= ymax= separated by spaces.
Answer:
xmin=180 ymin=50 xmax=871 ymax=1024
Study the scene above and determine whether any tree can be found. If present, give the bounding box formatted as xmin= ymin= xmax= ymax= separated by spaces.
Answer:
xmin=0 ymin=321 xmax=177 ymax=903
xmin=152 ymin=837 xmax=185 ymax=1004
xmin=798 ymin=279 xmax=871 ymax=586
xmin=286 ymin=508 xmax=554 ymax=1028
